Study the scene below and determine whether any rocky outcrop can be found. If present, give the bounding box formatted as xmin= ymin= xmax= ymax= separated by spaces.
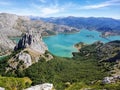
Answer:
xmin=102 ymin=76 xmax=120 ymax=84
xmin=0 ymin=87 xmax=5 ymax=90
xmin=14 ymin=31 xmax=48 ymax=54
xmin=6 ymin=31 xmax=52 ymax=70
xmin=74 ymin=42 xmax=86 ymax=50
xmin=18 ymin=52 xmax=32 ymax=68
xmin=24 ymin=83 xmax=54 ymax=90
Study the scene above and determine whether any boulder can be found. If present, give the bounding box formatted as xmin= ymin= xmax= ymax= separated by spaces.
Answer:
xmin=18 ymin=52 xmax=32 ymax=68
xmin=24 ymin=83 xmax=53 ymax=90
xmin=102 ymin=75 xmax=120 ymax=84
xmin=0 ymin=87 xmax=5 ymax=90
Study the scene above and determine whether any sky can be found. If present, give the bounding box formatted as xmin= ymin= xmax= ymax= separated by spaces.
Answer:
xmin=0 ymin=0 xmax=120 ymax=19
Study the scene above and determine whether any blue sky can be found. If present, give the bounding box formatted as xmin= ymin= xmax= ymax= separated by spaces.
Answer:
xmin=0 ymin=0 xmax=120 ymax=19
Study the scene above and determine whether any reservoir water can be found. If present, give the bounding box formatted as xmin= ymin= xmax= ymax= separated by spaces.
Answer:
xmin=4 ymin=29 xmax=120 ymax=58
xmin=43 ymin=29 xmax=120 ymax=57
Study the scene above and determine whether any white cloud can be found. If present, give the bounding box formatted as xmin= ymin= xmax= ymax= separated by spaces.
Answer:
xmin=82 ymin=0 xmax=120 ymax=9
xmin=41 ymin=8 xmax=60 ymax=16
xmin=30 ymin=1 xmax=65 ymax=16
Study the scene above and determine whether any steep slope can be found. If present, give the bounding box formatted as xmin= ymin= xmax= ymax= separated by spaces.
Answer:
xmin=0 ymin=33 xmax=15 ymax=55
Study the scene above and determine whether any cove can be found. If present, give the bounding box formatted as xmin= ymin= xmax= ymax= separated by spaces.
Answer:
xmin=43 ymin=29 xmax=120 ymax=57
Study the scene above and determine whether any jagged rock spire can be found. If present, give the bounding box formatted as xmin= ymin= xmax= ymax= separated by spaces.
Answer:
xmin=14 ymin=29 xmax=48 ymax=54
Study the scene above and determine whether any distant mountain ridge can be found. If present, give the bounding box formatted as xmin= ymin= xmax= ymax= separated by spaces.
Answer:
xmin=31 ymin=16 xmax=120 ymax=36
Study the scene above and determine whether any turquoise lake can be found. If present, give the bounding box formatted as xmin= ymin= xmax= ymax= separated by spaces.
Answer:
xmin=43 ymin=29 xmax=120 ymax=57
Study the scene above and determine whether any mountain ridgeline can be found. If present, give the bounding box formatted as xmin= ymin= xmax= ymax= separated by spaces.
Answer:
xmin=32 ymin=16 xmax=120 ymax=36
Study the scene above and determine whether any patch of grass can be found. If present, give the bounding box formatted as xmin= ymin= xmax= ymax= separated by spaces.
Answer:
xmin=0 ymin=76 xmax=32 ymax=90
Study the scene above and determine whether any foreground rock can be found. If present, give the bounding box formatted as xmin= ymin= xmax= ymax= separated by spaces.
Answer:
xmin=0 ymin=87 xmax=4 ymax=90
xmin=102 ymin=75 xmax=120 ymax=84
xmin=24 ymin=83 xmax=54 ymax=90
xmin=18 ymin=52 xmax=32 ymax=68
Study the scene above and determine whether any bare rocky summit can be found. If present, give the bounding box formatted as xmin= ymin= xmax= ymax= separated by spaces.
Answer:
xmin=14 ymin=30 xmax=48 ymax=54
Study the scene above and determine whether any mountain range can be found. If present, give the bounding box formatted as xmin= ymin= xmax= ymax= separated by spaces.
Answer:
xmin=31 ymin=16 xmax=120 ymax=36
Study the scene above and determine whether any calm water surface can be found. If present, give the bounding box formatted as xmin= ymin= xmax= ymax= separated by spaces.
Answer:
xmin=43 ymin=29 xmax=120 ymax=57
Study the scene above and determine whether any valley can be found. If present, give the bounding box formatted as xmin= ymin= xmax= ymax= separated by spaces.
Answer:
xmin=0 ymin=13 xmax=120 ymax=90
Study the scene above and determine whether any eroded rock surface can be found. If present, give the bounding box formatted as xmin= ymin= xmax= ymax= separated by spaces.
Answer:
xmin=24 ymin=83 xmax=53 ymax=90
xmin=14 ymin=30 xmax=48 ymax=54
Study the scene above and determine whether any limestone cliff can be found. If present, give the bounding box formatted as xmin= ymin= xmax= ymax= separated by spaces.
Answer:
xmin=14 ymin=31 xmax=48 ymax=54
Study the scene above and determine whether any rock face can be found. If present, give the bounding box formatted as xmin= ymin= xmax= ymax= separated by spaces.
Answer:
xmin=0 ymin=33 xmax=15 ymax=55
xmin=0 ymin=87 xmax=5 ymax=90
xmin=24 ymin=83 xmax=53 ymax=90
xmin=10 ymin=31 xmax=48 ymax=68
xmin=102 ymin=76 xmax=120 ymax=84
xmin=0 ymin=13 xmax=28 ymax=54
xmin=14 ymin=31 xmax=48 ymax=54
xmin=18 ymin=52 xmax=32 ymax=68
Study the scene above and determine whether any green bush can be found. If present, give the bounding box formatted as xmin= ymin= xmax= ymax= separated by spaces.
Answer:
xmin=0 ymin=76 xmax=32 ymax=90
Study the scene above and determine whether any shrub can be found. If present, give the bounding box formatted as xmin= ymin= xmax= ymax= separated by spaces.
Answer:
xmin=0 ymin=76 xmax=32 ymax=90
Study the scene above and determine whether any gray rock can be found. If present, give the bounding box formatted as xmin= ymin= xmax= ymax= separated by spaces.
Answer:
xmin=24 ymin=83 xmax=53 ymax=90
xmin=102 ymin=75 xmax=120 ymax=84
xmin=0 ymin=87 xmax=5 ymax=90
xmin=102 ymin=77 xmax=112 ymax=84
xmin=14 ymin=30 xmax=48 ymax=54
xmin=18 ymin=52 xmax=32 ymax=68
xmin=0 ymin=33 xmax=15 ymax=55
